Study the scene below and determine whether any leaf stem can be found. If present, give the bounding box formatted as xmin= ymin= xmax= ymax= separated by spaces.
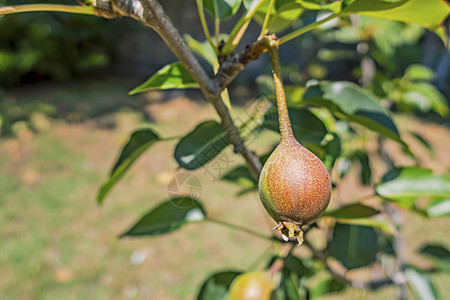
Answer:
xmin=196 ymin=0 xmax=218 ymax=55
xmin=278 ymin=13 xmax=339 ymax=45
xmin=267 ymin=37 xmax=294 ymax=140
xmin=258 ymin=0 xmax=275 ymax=40
xmin=0 ymin=4 xmax=96 ymax=16
xmin=206 ymin=218 xmax=275 ymax=241
xmin=221 ymin=0 xmax=266 ymax=54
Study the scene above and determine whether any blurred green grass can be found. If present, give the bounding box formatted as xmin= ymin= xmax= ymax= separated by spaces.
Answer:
xmin=0 ymin=80 xmax=449 ymax=299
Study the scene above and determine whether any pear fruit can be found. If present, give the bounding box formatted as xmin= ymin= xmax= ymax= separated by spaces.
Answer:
xmin=228 ymin=271 xmax=275 ymax=300
xmin=259 ymin=39 xmax=331 ymax=244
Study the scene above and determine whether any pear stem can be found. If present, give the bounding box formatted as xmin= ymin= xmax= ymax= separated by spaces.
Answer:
xmin=267 ymin=37 xmax=294 ymax=141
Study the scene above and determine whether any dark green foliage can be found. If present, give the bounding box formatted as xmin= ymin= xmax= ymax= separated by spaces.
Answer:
xmin=0 ymin=0 xmax=116 ymax=85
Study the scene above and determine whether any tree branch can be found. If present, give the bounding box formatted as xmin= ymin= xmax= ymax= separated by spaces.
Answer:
xmin=213 ymin=38 xmax=268 ymax=92
xmin=104 ymin=0 xmax=262 ymax=179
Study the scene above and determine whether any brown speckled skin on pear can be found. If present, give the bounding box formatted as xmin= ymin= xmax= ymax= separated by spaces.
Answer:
xmin=258 ymin=136 xmax=331 ymax=226
xmin=260 ymin=39 xmax=332 ymax=229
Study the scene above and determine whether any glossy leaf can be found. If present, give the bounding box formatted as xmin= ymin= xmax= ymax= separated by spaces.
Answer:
xmin=356 ymin=150 xmax=371 ymax=185
xmin=309 ymin=274 xmax=346 ymax=297
xmin=410 ymin=132 xmax=435 ymax=157
xmin=328 ymin=223 xmax=378 ymax=269
xmin=185 ymin=34 xmax=218 ymax=69
xmin=197 ymin=271 xmax=241 ymax=300
xmin=129 ymin=62 xmax=198 ymax=94
xmin=404 ymin=64 xmax=435 ymax=81
xmin=121 ymin=197 xmax=206 ymax=237
xmin=263 ymin=107 xmax=328 ymax=144
xmin=325 ymin=203 xmax=379 ymax=219
xmin=98 ymin=129 xmax=160 ymax=204
xmin=323 ymin=133 xmax=341 ymax=170
xmin=376 ymin=167 xmax=450 ymax=206
xmin=266 ymin=2 xmax=305 ymax=33
xmin=245 ymin=0 xmax=305 ymax=33
xmin=175 ymin=121 xmax=229 ymax=170
xmin=203 ymin=0 xmax=242 ymax=20
xmin=402 ymin=82 xmax=449 ymax=116
xmin=405 ymin=266 xmax=439 ymax=300
xmin=296 ymin=0 xmax=342 ymax=13
xmin=341 ymin=0 xmax=450 ymax=30
xmin=303 ymin=81 xmax=407 ymax=148
xmin=221 ymin=165 xmax=256 ymax=189
xmin=419 ymin=244 xmax=450 ymax=273
xmin=425 ymin=198 xmax=450 ymax=218
xmin=335 ymin=217 xmax=396 ymax=235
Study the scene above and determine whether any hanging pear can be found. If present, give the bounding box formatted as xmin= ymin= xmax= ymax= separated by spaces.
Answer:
xmin=258 ymin=39 xmax=331 ymax=244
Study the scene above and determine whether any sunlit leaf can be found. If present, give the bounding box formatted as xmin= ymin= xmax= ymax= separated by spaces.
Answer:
xmin=185 ymin=34 xmax=218 ymax=69
xmin=402 ymin=82 xmax=449 ymax=116
xmin=405 ymin=266 xmax=439 ymax=300
xmin=335 ymin=217 xmax=396 ymax=235
xmin=175 ymin=120 xmax=229 ymax=170
xmin=296 ymin=0 xmax=342 ymax=13
xmin=98 ymin=129 xmax=160 ymax=204
xmin=425 ymin=198 xmax=450 ymax=218
xmin=376 ymin=167 xmax=450 ymax=207
xmin=404 ymin=64 xmax=435 ymax=81
xmin=328 ymin=223 xmax=378 ymax=269
xmin=267 ymin=2 xmax=304 ymax=33
xmin=129 ymin=62 xmax=198 ymax=94
xmin=341 ymin=0 xmax=450 ymax=30
xmin=203 ymin=0 xmax=242 ymax=20
xmin=197 ymin=271 xmax=241 ymax=300
xmin=121 ymin=197 xmax=206 ymax=237
xmin=303 ymin=81 xmax=407 ymax=148
xmin=245 ymin=0 xmax=305 ymax=33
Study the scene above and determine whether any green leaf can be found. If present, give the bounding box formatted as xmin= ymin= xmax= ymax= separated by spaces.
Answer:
xmin=410 ymin=132 xmax=435 ymax=157
xmin=296 ymin=0 xmax=342 ymax=13
xmin=221 ymin=165 xmax=256 ymax=189
xmin=245 ymin=0 xmax=305 ymax=33
xmin=121 ymin=197 xmax=206 ymax=237
xmin=129 ymin=62 xmax=199 ymax=94
xmin=341 ymin=0 xmax=450 ymax=30
xmin=323 ymin=132 xmax=341 ymax=170
xmin=184 ymin=34 xmax=218 ymax=69
xmin=203 ymin=0 xmax=242 ymax=20
xmin=303 ymin=81 xmax=407 ymax=148
xmin=266 ymin=2 xmax=305 ymax=33
xmin=197 ymin=271 xmax=241 ymax=300
xmin=426 ymin=198 xmax=450 ymax=218
xmin=309 ymin=273 xmax=346 ymax=297
xmin=376 ymin=167 xmax=450 ymax=207
xmin=334 ymin=217 xmax=396 ymax=235
xmin=404 ymin=64 xmax=435 ymax=81
xmin=328 ymin=223 xmax=378 ymax=269
xmin=402 ymin=82 xmax=449 ymax=116
xmin=325 ymin=203 xmax=379 ymax=219
xmin=355 ymin=150 xmax=372 ymax=185
xmin=174 ymin=120 xmax=229 ymax=170
xmin=98 ymin=129 xmax=160 ymax=204
xmin=419 ymin=244 xmax=450 ymax=273
xmin=405 ymin=266 xmax=439 ymax=300
xmin=263 ymin=107 xmax=328 ymax=145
